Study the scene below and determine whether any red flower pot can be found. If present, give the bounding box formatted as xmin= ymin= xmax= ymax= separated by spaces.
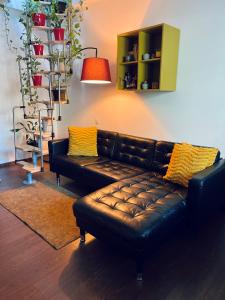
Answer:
xmin=53 ymin=28 xmax=65 ymax=41
xmin=32 ymin=75 xmax=42 ymax=86
xmin=32 ymin=13 xmax=46 ymax=26
xmin=33 ymin=44 xmax=44 ymax=55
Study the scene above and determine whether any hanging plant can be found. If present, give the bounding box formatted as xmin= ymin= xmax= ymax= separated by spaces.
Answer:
xmin=66 ymin=0 xmax=88 ymax=60
xmin=0 ymin=0 xmax=18 ymax=52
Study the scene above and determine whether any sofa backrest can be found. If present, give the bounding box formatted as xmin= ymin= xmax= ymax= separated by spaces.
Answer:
xmin=151 ymin=141 xmax=220 ymax=175
xmin=151 ymin=141 xmax=174 ymax=175
xmin=97 ymin=130 xmax=117 ymax=158
xmin=113 ymin=133 xmax=156 ymax=169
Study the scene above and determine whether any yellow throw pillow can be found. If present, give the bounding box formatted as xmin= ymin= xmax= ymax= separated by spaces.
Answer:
xmin=164 ymin=143 xmax=218 ymax=187
xmin=68 ymin=126 xmax=98 ymax=156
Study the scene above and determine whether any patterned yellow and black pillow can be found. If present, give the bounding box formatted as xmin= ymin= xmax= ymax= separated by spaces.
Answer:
xmin=68 ymin=126 xmax=98 ymax=156
xmin=164 ymin=143 xmax=218 ymax=187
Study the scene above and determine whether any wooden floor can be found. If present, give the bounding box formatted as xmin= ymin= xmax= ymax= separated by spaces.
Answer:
xmin=0 ymin=163 xmax=225 ymax=300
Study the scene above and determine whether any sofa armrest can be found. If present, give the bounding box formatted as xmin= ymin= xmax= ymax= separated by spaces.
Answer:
xmin=48 ymin=138 xmax=69 ymax=162
xmin=187 ymin=159 xmax=225 ymax=220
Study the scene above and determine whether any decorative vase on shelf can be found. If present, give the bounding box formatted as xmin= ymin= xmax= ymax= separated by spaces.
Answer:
xmin=142 ymin=80 xmax=149 ymax=90
xmin=142 ymin=53 xmax=150 ymax=60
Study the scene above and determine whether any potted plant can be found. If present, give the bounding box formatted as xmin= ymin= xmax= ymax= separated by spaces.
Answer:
xmin=11 ymin=121 xmax=39 ymax=147
xmin=52 ymin=88 xmax=67 ymax=102
xmin=16 ymin=56 xmax=40 ymax=103
xmin=56 ymin=0 xmax=68 ymax=14
xmin=50 ymin=1 xmax=65 ymax=41
xmin=30 ymin=1 xmax=47 ymax=26
xmin=31 ymin=58 xmax=43 ymax=86
xmin=52 ymin=80 xmax=67 ymax=102
xmin=32 ymin=11 xmax=46 ymax=26
xmin=32 ymin=35 xmax=44 ymax=55
xmin=52 ymin=16 xmax=65 ymax=40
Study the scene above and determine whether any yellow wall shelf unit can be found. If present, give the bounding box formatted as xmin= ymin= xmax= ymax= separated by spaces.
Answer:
xmin=117 ymin=23 xmax=180 ymax=92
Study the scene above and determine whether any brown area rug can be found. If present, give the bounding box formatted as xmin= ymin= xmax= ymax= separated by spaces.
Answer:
xmin=0 ymin=182 xmax=80 ymax=249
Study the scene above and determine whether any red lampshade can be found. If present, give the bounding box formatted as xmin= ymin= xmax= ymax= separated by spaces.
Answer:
xmin=80 ymin=57 xmax=111 ymax=84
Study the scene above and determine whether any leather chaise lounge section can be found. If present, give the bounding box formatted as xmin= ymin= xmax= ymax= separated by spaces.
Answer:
xmin=49 ymin=130 xmax=225 ymax=280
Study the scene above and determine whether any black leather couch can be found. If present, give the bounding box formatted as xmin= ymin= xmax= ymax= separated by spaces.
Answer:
xmin=49 ymin=130 xmax=225 ymax=280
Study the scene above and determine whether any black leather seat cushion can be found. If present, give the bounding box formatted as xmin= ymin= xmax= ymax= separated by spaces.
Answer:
xmin=83 ymin=160 xmax=145 ymax=181
xmin=51 ymin=154 xmax=110 ymax=178
xmin=73 ymin=172 xmax=187 ymax=246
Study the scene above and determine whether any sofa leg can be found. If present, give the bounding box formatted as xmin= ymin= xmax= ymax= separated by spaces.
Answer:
xmin=56 ymin=174 xmax=60 ymax=187
xmin=136 ymin=257 xmax=144 ymax=281
xmin=80 ymin=228 xmax=86 ymax=244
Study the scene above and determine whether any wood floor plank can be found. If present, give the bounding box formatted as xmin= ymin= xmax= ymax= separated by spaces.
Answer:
xmin=0 ymin=163 xmax=225 ymax=300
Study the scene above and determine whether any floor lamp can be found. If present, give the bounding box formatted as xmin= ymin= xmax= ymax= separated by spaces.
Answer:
xmin=56 ymin=47 xmax=111 ymax=186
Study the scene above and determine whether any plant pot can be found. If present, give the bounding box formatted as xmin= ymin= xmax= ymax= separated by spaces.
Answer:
xmin=32 ymin=13 xmax=46 ymax=26
xmin=32 ymin=75 xmax=42 ymax=86
xmin=33 ymin=44 xmax=44 ymax=55
xmin=52 ymin=88 xmax=67 ymax=102
xmin=56 ymin=1 xmax=67 ymax=13
xmin=53 ymin=28 xmax=65 ymax=41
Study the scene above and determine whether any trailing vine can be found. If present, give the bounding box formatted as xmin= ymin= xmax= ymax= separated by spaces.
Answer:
xmin=0 ymin=0 xmax=17 ymax=52
xmin=66 ymin=0 xmax=88 ymax=59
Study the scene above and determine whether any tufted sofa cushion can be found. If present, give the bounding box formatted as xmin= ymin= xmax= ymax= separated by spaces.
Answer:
xmin=113 ymin=133 xmax=156 ymax=169
xmin=73 ymin=172 xmax=187 ymax=246
xmin=83 ymin=160 xmax=145 ymax=182
xmin=151 ymin=141 xmax=175 ymax=175
xmin=97 ymin=130 xmax=117 ymax=158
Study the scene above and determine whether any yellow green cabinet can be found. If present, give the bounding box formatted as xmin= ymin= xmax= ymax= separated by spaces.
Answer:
xmin=117 ymin=23 xmax=180 ymax=91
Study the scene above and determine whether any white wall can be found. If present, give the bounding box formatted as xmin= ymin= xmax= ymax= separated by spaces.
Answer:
xmin=58 ymin=0 xmax=225 ymax=156
xmin=1 ymin=0 xmax=225 ymax=164
xmin=0 ymin=9 xmax=22 ymax=164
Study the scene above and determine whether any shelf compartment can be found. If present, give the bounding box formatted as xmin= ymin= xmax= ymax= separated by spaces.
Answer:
xmin=117 ymin=32 xmax=139 ymax=65
xmin=117 ymin=63 xmax=138 ymax=90
xmin=138 ymin=60 xmax=160 ymax=90
xmin=138 ymin=26 xmax=162 ymax=61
